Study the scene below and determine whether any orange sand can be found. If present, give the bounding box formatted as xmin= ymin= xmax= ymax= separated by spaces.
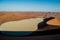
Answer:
xmin=47 ymin=18 xmax=60 ymax=26
xmin=0 ymin=12 xmax=44 ymax=24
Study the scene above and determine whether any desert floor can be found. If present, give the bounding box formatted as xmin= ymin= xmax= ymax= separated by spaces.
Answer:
xmin=0 ymin=12 xmax=60 ymax=30
xmin=0 ymin=12 xmax=60 ymax=40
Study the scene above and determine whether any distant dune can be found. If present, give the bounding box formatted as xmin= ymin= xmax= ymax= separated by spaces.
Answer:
xmin=0 ymin=12 xmax=60 ymax=25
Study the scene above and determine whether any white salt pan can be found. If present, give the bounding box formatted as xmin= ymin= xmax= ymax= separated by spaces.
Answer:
xmin=0 ymin=18 xmax=44 ymax=31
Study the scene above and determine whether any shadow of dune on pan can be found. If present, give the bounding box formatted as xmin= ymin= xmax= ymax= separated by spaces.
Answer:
xmin=0 ymin=28 xmax=60 ymax=37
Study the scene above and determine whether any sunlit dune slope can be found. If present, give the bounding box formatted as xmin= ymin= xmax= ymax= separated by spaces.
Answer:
xmin=47 ymin=18 xmax=60 ymax=26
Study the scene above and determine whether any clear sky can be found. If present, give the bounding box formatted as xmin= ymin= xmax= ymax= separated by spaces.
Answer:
xmin=0 ymin=0 xmax=60 ymax=12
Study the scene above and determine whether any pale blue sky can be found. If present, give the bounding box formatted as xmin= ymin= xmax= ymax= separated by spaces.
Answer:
xmin=0 ymin=0 xmax=60 ymax=12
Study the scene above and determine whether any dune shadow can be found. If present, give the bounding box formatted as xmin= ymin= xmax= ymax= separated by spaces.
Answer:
xmin=0 ymin=28 xmax=60 ymax=37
